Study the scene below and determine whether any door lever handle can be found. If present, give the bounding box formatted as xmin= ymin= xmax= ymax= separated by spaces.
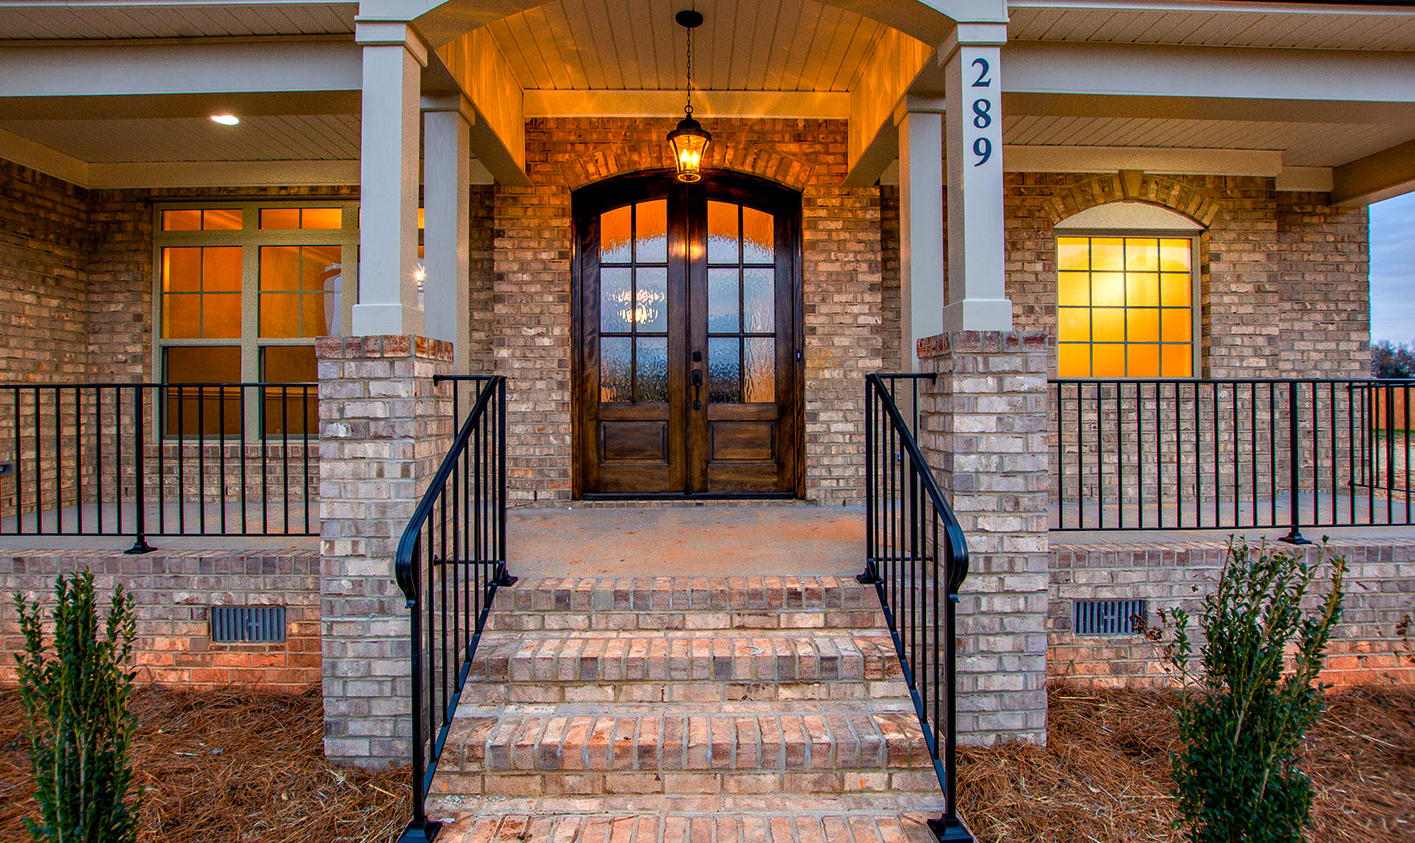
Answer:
xmin=692 ymin=369 xmax=703 ymax=387
xmin=691 ymin=368 xmax=703 ymax=410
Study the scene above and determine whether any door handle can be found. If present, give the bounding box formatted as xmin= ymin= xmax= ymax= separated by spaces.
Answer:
xmin=692 ymin=369 xmax=703 ymax=387
xmin=691 ymin=369 xmax=703 ymax=410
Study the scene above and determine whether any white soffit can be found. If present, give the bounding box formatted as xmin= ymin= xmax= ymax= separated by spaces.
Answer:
xmin=0 ymin=114 xmax=362 ymax=163
xmin=1007 ymin=3 xmax=1415 ymax=52
xmin=0 ymin=3 xmax=357 ymax=40
xmin=1054 ymin=201 xmax=1204 ymax=231
xmin=486 ymin=0 xmax=888 ymax=92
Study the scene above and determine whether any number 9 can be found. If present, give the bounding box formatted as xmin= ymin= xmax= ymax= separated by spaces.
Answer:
xmin=973 ymin=137 xmax=992 ymax=167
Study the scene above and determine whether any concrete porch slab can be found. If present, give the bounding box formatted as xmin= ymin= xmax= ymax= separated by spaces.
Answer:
xmin=507 ymin=505 xmax=867 ymax=578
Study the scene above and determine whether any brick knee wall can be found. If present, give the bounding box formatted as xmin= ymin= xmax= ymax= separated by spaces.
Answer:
xmin=1049 ymin=538 xmax=1415 ymax=687
xmin=0 ymin=549 xmax=321 ymax=690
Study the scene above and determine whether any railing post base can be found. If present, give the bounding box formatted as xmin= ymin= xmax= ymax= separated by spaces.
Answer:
xmin=124 ymin=537 xmax=157 ymax=555
xmin=492 ymin=563 xmax=518 ymax=588
xmin=927 ymin=815 xmax=975 ymax=842
xmin=856 ymin=560 xmax=880 ymax=585
xmin=1279 ymin=528 xmax=1313 ymax=546
xmin=396 ymin=820 xmax=442 ymax=843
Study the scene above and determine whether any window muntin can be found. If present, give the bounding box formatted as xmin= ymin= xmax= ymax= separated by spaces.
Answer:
xmin=599 ymin=200 xmax=670 ymax=403
xmin=1056 ymin=235 xmax=1196 ymax=378
xmin=154 ymin=201 xmax=357 ymax=436
xmin=706 ymin=201 xmax=776 ymax=404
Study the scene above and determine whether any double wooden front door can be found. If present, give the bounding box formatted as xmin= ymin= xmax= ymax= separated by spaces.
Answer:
xmin=573 ymin=172 xmax=802 ymax=498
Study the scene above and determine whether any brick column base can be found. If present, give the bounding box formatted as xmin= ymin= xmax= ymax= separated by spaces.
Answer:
xmin=917 ymin=330 xmax=1050 ymax=745
xmin=316 ymin=335 xmax=454 ymax=767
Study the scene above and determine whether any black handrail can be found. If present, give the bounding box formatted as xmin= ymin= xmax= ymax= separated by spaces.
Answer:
xmin=863 ymin=373 xmax=973 ymax=842
xmin=1050 ymin=377 xmax=1414 ymax=540
xmin=393 ymin=375 xmax=513 ymax=843
xmin=0 ymin=381 xmax=317 ymax=550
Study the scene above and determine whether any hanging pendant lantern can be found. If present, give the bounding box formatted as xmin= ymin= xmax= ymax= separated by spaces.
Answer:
xmin=669 ymin=9 xmax=710 ymax=183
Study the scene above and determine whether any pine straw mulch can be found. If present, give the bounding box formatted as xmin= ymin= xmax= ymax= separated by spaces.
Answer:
xmin=0 ymin=686 xmax=409 ymax=843
xmin=0 ymin=683 xmax=1408 ymax=842
xmin=957 ymin=682 xmax=1415 ymax=843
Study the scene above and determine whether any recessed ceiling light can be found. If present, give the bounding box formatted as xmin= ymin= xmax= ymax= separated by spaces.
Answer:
xmin=210 ymin=114 xmax=240 ymax=126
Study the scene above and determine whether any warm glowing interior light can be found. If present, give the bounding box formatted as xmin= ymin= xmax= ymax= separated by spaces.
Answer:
xmin=412 ymin=263 xmax=427 ymax=287
xmin=607 ymin=287 xmax=665 ymax=326
xmin=210 ymin=114 xmax=240 ymax=126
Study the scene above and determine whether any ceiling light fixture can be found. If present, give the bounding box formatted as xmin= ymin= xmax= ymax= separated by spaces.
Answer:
xmin=667 ymin=8 xmax=710 ymax=183
xmin=210 ymin=114 xmax=240 ymax=126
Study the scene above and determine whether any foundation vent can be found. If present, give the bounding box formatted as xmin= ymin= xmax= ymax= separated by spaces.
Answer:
xmin=1074 ymin=599 xmax=1147 ymax=636
xmin=211 ymin=606 xmax=286 ymax=644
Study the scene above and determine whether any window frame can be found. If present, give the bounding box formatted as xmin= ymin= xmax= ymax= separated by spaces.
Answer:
xmin=151 ymin=200 xmax=360 ymax=435
xmin=1053 ymin=226 xmax=1202 ymax=381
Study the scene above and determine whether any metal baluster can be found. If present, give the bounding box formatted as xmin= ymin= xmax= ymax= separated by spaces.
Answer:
xmin=127 ymin=385 xmax=153 ymax=553
xmin=1282 ymin=381 xmax=1310 ymax=544
xmin=197 ymin=385 xmax=206 ymax=534
xmin=282 ymin=386 xmax=290 ymax=534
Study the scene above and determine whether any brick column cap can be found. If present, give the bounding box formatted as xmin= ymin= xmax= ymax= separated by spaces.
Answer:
xmin=917 ymin=330 xmax=1050 ymax=358
xmin=315 ymin=335 xmax=453 ymax=362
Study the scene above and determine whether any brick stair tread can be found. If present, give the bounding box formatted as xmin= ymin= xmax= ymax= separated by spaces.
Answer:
xmin=466 ymin=630 xmax=904 ymax=685
xmin=428 ymin=805 xmax=946 ymax=843
xmin=444 ymin=710 xmax=934 ymax=774
xmin=499 ymin=577 xmax=878 ymax=613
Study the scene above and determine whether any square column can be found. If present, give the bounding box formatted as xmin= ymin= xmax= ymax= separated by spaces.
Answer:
xmin=317 ymin=335 xmax=454 ymax=767
xmin=353 ymin=23 xmax=427 ymax=337
xmin=421 ymin=94 xmax=474 ymax=374
xmin=941 ymin=24 xmax=1013 ymax=332
xmin=896 ymin=101 xmax=946 ymax=371
xmin=918 ymin=331 xmax=1048 ymax=745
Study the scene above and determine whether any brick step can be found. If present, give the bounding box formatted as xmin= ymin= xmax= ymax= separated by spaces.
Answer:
xmin=465 ymin=631 xmax=905 ymax=686
xmin=441 ymin=711 xmax=934 ymax=779
xmin=486 ymin=577 xmax=883 ymax=633
xmin=427 ymin=807 xmax=944 ymax=843
xmin=456 ymin=677 xmax=911 ymax=706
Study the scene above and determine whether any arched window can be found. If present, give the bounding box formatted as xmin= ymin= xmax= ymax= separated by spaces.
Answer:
xmin=1054 ymin=202 xmax=1203 ymax=378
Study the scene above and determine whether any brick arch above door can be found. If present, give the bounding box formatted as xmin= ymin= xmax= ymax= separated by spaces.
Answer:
xmin=561 ymin=141 xmax=814 ymax=193
xmin=1041 ymin=173 xmax=1225 ymax=228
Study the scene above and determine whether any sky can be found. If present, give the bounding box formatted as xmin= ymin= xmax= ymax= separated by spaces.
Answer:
xmin=1370 ymin=191 xmax=1415 ymax=346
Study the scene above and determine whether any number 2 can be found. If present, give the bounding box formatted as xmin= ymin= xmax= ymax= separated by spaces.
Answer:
xmin=971 ymin=57 xmax=991 ymax=87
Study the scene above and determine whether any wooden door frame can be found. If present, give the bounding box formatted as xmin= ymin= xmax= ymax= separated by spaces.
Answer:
xmin=570 ymin=169 xmax=805 ymax=500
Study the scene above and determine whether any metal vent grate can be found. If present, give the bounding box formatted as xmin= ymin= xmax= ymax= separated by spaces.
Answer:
xmin=1074 ymin=599 xmax=1147 ymax=636
xmin=211 ymin=606 xmax=286 ymax=644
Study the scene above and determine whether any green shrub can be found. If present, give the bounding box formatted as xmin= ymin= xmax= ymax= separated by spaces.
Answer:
xmin=14 ymin=571 xmax=141 ymax=843
xmin=1155 ymin=540 xmax=1346 ymax=843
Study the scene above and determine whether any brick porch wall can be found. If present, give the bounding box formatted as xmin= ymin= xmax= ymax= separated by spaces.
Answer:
xmin=0 ymin=548 xmax=321 ymax=690
xmin=1049 ymin=538 xmax=1415 ymax=687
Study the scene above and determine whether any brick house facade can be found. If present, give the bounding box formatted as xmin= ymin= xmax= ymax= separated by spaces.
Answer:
xmin=0 ymin=0 xmax=1413 ymax=781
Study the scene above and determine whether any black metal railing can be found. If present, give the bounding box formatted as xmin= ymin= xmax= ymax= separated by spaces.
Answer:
xmin=863 ymin=373 xmax=973 ymax=843
xmin=394 ymin=375 xmax=513 ymax=843
xmin=1051 ymin=378 xmax=1415 ymax=542
xmin=0 ymin=382 xmax=317 ymax=551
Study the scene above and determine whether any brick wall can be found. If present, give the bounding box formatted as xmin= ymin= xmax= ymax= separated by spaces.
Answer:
xmin=0 ymin=548 xmax=321 ymax=690
xmin=490 ymin=117 xmax=882 ymax=506
xmin=1049 ymin=538 xmax=1415 ymax=687
xmin=879 ymin=186 xmax=902 ymax=373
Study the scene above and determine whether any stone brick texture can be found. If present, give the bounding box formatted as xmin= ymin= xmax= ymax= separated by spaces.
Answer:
xmin=484 ymin=118 xmax=882 ymax=506
xmin=316 ymin=335 xmax=454 ymax=767
xmin=917 ymin=331 xmax=1051 ymax=745
xmin=0 ymin=548 xmax=320 ymax=690
xmin=1049 ymin=537 xmax=1415 ymax=687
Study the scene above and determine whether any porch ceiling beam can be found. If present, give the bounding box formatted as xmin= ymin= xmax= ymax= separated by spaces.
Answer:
xmin=523 ymin=90 xmax=851 ymax=120
xmin=0 ymin=39 xmax=361 ymax=99
xmin=429 ymin=27 xmax=530 ymax=186
xmin=843 ymin=29 xmax=934 ymax=187
xmin=1331 ymin=137 xmax=1415 ymax=207
xmin=1002 ymin=42 xmax=1415 ymax=109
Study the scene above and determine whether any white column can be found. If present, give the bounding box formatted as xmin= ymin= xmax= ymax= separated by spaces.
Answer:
xmin=941 ymin=23 xmax=1013 ymax=332
xmin=352 ymin=22 xmax=427 ymax=337
xmin=421 ymin=94 xmax=473 ymax=374
xmin=896 ymin=99 xmax=946 ymax=369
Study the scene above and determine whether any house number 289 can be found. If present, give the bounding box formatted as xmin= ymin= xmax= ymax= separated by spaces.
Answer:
xmin=970 ymin=57 xmax=993 ymax=167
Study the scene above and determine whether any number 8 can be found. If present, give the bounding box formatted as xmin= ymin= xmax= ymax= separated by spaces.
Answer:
xmin=972 ymin=99 xmax=992 ymax=129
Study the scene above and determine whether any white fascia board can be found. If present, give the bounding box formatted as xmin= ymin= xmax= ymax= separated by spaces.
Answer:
xmin=86 ymin=160 xmax=361 ymax=189
xmin=523 ymin=90 xmax=852 ymax=120
xmin=1003 ymin=41 xmax=1415 ymax=105
xmin=1003 ymin=145 xmax=1283 ymax=176
xmin=0 ymin=39 xmax=361 ymax=98
xmin=0 ymin=126 xmax=90 ymax=185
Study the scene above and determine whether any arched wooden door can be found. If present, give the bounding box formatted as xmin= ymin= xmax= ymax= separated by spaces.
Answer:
xmin=573 ymin=171 xmax=802 ymax=499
